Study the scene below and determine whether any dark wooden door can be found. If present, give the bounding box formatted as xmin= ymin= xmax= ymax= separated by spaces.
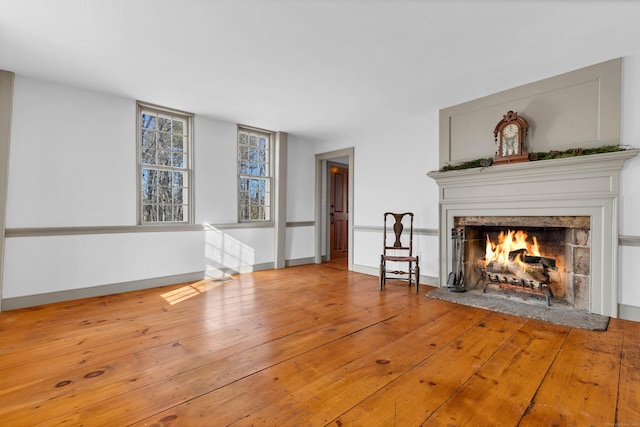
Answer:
xmin=329 ymin=164 xmax=349 ymax=260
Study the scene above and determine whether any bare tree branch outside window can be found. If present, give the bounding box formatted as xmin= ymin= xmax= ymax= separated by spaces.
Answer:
xmin=238 ymin=127 xmax=272 ymax=221
xmin=138 ymin=104 xmax=192 ymax=223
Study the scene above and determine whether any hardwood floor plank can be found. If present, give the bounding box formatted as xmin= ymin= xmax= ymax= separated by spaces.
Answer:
xmin=0 ymin=265 xmax=637 ymax=426
xmin=231 ymin=303 xmax=490 ymax=425
xmin=0 ymin=341 xmax=190 ymax=424
xmin=332 ymin=311 xmax=527 ymax=426
xmin=0 ymin=267 xmax=389 ymax=391
xmin=422 ymin=319 xmax=571 ymax=426
xmin=616 ymin=318 xmax=640 ymax=424
xmin=19 ymin=279 xmax=424 ymax=424
xmin=519 ymin=320 xmax=624 ymax=426
xmin=132 ymin=298 xmax=460 ymax=426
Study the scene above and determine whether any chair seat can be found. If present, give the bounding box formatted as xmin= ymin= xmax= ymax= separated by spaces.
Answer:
xmin=382 ymin=255 xmax=417 ymax=262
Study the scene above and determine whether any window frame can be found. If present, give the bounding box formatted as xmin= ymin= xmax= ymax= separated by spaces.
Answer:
xmin=136 ymin=101 xmax=194 ymax=225
xmin=237 ymin=125 xmax=274 ymax=223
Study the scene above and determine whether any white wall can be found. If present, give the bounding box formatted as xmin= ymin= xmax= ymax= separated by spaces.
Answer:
xmin=3 ymin=231 xmax=204 ymax=297
xmin=315 ymin=112 xmax=441 ymax=281
xmin=286 ymin=136 xmax=315 ymax=221
xmin=6 ymin=76 xmax=136 ymax=227
xmin=4 ymin=55 xmax=640 ymax=314
xmin=194 ymin=116 xmax=238 ymax=224
xmin=2 ymin=76 xmax=316 ymax=302
xmin=285 ymin=136 xmax=316 ymax=261
xmin=316 ymin=56 xmax=640 ymax=314
xmin=619 ymin=55 xmax=640 ymax=309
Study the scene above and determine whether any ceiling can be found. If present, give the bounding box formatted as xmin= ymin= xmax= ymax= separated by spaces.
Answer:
xmin=2 ymin=0 xmax=640 ymax=141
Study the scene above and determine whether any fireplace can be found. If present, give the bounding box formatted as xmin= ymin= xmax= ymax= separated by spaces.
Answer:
xmin=428 ymin=150 xmax=638 ymax=317
xmin=451 ymin=216 xmax=590 ymax=310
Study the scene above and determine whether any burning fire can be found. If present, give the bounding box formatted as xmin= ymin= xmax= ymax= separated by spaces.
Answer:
xmin=485 ymin=229 xmax=541 ymax=266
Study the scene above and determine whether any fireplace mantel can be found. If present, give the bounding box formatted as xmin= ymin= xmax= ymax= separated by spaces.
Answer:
xmin=427 ymin=149 xmax=638 ymax=317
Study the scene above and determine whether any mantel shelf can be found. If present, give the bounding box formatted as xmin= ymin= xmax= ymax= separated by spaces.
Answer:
xmin=427 ymin=149 xmax=638 ymax=183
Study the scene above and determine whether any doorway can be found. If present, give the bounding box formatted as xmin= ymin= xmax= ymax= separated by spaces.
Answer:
xmin=328 ymin=162 xmax=349 ymax=266
xmin=314 ymin=148 xmax=354 ymax=271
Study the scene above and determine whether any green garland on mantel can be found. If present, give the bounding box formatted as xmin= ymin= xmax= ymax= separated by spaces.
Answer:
xmin=438 ymin=145 xmax=628 ymax=172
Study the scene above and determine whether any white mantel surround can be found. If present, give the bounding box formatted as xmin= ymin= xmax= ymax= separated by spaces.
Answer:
xmin=428 ymin=149 xmax=638 ymax=317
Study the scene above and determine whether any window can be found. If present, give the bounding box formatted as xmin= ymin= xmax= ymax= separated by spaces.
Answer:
xmin=238 ymin=126 xmax=272 ymax=221
xmin=137 ymin=102 xmax=192 ymax=224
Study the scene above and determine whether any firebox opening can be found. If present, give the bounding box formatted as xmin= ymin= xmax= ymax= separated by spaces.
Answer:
xmin=453 ymin=216 xmax=590 ymax=311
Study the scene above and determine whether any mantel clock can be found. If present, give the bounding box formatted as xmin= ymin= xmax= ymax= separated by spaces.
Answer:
xmin=493 ymin=110 xmax=529 ymax=164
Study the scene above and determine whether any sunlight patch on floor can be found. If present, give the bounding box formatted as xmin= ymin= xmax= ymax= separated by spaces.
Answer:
xmin=160 ymin=277 xmax=233 ymax=305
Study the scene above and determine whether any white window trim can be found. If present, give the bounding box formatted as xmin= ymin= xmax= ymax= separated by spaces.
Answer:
xmin=136 ymin=101 xmax=194 ymax=225
xmin=237 ymin=125 xmax=274 ymax=223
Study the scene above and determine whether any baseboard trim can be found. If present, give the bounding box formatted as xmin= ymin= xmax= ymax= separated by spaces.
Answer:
xmin=1 ymin=271 xmax=206 ymax=311
xmin=285 ymin=257 xmax=315 ymax=267
xmin=1 ymin=262 xmax=278 ymax=311
xmin=618 ymin=303 xmax=640 ymax=322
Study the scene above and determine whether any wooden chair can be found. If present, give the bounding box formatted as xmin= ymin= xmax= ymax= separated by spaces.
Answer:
xmin=380 ymin=212 xmax=420 ymax=291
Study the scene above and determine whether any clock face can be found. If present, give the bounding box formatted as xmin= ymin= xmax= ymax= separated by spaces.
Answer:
xmin=501 ymin=124 xmax=519 ymax=156
xmin=503 ymin=123 xmax=518 ymax=138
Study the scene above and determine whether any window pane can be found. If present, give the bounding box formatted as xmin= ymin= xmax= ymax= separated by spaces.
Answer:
xmin=158 ymin=116 xmax=172 ymax=132
xmin=239 ymin=160 xmax=250 ymax=174
xmin=172 ymin=152 xmax=184 ymax=168
xmin=142 ymin=182 xmax=156 ymax=203
xmin=174 ymin=205 xmax=184 ymax=222
xmin=251 ymin=205 xmax=261 ymax=220
xmin=238 ymin=145 xmax=248 ymax=161
xmin=172 ymin=135 xmax=184 ymax=152
xmin=239 ymin=205 xmax=249 ymax=221
xmin=142 ymin=168 xmax=157 ymax=184
xmin=142 ymin=204 xmax=157 ymax=222
xmin=160 ymin=204 xmax=172 ymax=221
xmin=141 ymin=113 xmax=156 ymax=130
xmin=141 ymin=149 xmax=156 ymax=165
xmin=141 ymin=130 xmax=156 ymax=148
xmin=172 ymin=120 xmax=184 ymax=136
xmin=157 ymin=150 xmax=171 ymax=166
xmin=158 ymin=170 xmax=172 ymax=186
xmin=173 ymin=187 xmax=184 ymax=203
xmin=173 ymin=172 xmax=184 ymax=187
xmin=158 ymin=186 xmax=171 ymax=204
xmin=158 ymin=133 xmax=171 ymax=150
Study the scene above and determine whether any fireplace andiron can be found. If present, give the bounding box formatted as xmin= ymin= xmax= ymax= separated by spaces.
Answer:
xmin=447 ymin=228 xmax=466 ymax=292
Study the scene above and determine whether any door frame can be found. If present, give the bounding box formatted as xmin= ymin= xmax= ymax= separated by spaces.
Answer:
xmin=314 ymin=148 xmax=354 ymax=270
xmin=0 ymin=71 xmax=14 ymax=313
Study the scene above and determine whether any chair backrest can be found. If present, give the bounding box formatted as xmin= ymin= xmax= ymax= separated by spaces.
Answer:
xmin=383 ymin=212 xmax=414 ymax=256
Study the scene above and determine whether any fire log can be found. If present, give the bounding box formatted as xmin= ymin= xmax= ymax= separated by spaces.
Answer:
xmin=524 ymin=255 xmax=557 ymax=269
xmin=487 ymin=260 xmax=550 ymax=284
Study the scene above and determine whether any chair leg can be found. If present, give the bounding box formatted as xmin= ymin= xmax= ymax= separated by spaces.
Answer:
xmin=416 ymin=257 xmax=420 ymax=292
xmin=379 ymin=257 xmax=385 ymax=290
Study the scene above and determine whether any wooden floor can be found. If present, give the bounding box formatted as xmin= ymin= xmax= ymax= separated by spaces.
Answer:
xmin=0 ymin=264 xmax=638 ymax=426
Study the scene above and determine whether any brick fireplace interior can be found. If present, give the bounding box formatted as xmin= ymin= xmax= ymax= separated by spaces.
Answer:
xmin=455 ymin=216 xmax=590 ymax=311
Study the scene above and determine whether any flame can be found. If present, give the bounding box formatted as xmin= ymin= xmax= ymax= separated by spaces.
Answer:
xmin=485 ymin=230 xmax=541 ymax=265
